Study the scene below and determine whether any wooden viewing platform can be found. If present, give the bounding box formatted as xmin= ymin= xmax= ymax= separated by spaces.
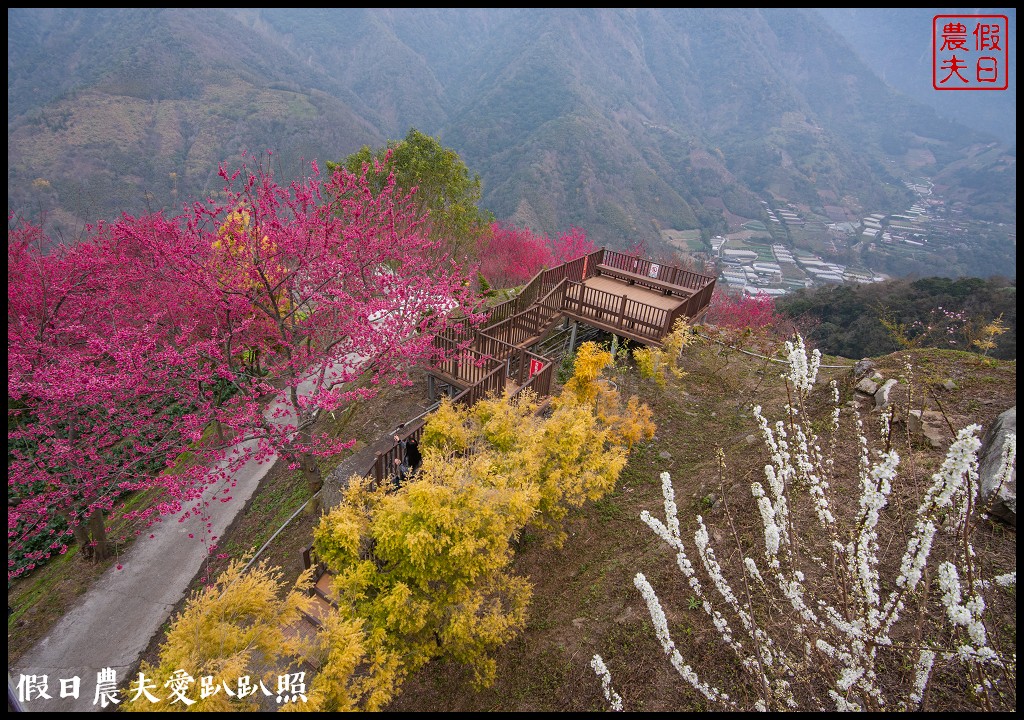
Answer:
xmin=426 ymin=247 xmax=716 ymax=403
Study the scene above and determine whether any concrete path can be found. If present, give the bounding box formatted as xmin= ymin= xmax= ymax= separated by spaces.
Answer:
xmin=10 ymin=352 xmax=364 ymax=713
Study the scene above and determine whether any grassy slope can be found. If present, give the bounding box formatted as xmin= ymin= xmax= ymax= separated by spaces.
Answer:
xmin=8 ymin=341 xmax=1016 ymax=711
xmin=385 ymin=342 xmax=1017 ymax=712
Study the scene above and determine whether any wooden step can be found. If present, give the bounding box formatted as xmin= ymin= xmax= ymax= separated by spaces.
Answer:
xmin=303 ymin=593 xmax=335 ymax=628
xmin=282 ymin=617 xmax=322 ymax=670
xmin=315 ymin=569 xmax=334 ymax=600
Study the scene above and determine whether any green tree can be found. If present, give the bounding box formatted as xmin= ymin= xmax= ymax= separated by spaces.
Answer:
xmin=329 ymin=127 xmax=493 ymax=258
xmin=777 ymin=277 xmax=1016 ymax=360
xmin=311 ymin=349 xmax=655 ymax=697
xmin=313 ymin=425 xmax=537 ymax=693
xmin=122 ymin=560 xmax=316 ymax=712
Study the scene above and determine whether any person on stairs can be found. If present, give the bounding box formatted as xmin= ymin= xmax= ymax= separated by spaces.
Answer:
xmin=391 ymin=433 xmax=422 ymax=488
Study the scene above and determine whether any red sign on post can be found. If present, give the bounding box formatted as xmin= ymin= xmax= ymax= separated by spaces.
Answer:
xmin=529 ymin=358 xmax=544 ymax=378
xmin=933 ymin=14 xmax=1009 ymax=90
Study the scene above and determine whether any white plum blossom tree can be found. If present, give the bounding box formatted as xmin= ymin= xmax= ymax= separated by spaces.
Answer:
xmin=593 ymin=335 xmax=1016 ymax=711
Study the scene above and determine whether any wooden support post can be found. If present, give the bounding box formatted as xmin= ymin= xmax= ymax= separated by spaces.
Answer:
xmin=663 ymin=309 xmax=675 ymax=336
xmin=569 ymin=320 xmax=578 ymax=355
xmin=617 ymin=293 xmax=628 ymax=329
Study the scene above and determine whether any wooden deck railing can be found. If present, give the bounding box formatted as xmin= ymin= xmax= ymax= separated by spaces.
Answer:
xmin=562 ymin=281 xmax=671 ymax=339
xmin=423 ymin=246 xmax=713 ymax=436
xmin=482 ymin=248 xmax=605 ymax=330
xmin=430 ymin=342 xmax=503 ymax=388
xmin=365 ymin=418 xmax=428 ymax=488
xmin=538 ymin=248 xmax=604 ymax=291
xmin=601 ymin=249 xmax=715 ymax=292
xmin=436 ymin=247 xmax=713 ymax=386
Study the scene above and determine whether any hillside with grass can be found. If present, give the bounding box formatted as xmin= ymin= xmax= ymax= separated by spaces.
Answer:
xmin=383 ymin=338 xmax=1016 ymax=711
xmin=9 ymin=327 xmax=1015 ymax=711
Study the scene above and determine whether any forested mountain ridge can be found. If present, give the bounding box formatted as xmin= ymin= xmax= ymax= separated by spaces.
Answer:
xmin=8 ymin=8 xmax=1014 ymax=263
xmin=777 ymin=275 xmax=1016 ymax=361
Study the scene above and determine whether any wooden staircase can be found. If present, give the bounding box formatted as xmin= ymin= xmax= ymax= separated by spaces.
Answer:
xmin=284 ymin=548 xmax=341 ymax=671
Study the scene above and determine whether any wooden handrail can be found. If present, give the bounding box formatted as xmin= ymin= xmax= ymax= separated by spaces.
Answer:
xmin=601 ymin=249 xmax=715 ymax=291
xmin=429 ymin=246 xmax=713 ymax=415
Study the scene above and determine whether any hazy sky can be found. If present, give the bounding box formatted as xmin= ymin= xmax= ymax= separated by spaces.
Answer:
xmin=816 ymin=8 xmax=1016 ymax=145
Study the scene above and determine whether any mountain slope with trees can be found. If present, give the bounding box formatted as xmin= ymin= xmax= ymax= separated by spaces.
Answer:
xmin=8 ymin=8 xmax=1013 ymax=269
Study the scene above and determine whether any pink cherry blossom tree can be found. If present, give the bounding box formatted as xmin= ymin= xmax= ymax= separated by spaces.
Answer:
xmin=476 ymin=223 xmax=597 ymax=291
xmin=705 ymin=286 xmax=781 ymax=330
xmin=8 ymin=216 xmax=225 ymax=573
xmin=476 ymin=221 xmax=552 ymax=289
xmin=8 ymin=155 xmax=480 ymax=577
xmin=548 ymin=226 xmax=597 ymax=265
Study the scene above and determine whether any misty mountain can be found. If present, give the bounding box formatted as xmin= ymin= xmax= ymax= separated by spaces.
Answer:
xmin=7 ymin=8 xmax=1014 ymax=259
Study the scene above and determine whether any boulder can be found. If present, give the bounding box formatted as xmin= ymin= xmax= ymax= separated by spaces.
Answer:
xmin=908 ymin=409 xmax=947 ymax=448
xmin=856 ymin=377 xmax=879 ymax=395
xmin=853 ymin=358 xmax=876 ymax=379
xmin=977 ymin=407 xmax=1016 ymax=526
xmin=874 ymin=379 xmax=898 ymax=411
